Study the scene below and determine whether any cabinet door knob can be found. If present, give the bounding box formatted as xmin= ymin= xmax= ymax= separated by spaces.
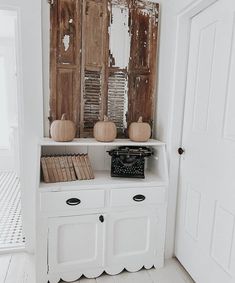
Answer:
xmin=66 ymin=198 xmax=81 ymax=206
xmin=133 ymin=194 xmax=146 ymax=202
xmin=178 ymin=147 xmax=185 ymax=155
xmin=99 ymin=215 xmax=104 ymax=223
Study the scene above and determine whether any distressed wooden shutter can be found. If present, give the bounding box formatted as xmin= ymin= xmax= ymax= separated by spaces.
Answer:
xmin=107 ymin=0 xmax=130 ymax=137
xmin=49 ymin=0 xmax=159 ymax=138
xmin=128 ymin=0 xmax=159 ymax=129
xmin=50 ymin=0 xmax=82 ymax=136
xmin=80 ymin=0 xmax=109 ymax=137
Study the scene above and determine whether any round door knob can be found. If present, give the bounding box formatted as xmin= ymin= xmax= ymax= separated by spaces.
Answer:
xmin=178 ymin=147 xmax=185 ymax=155
xmin=99 ymin=215 xmax=104 ymax=223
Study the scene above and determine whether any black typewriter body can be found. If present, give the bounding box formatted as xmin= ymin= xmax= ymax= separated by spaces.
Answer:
xmin=107 ymin=146 xmax=153 ymax=179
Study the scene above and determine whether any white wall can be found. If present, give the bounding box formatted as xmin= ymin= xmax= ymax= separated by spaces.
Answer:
xmin=0 ymin=0 xmax=44 ymax=252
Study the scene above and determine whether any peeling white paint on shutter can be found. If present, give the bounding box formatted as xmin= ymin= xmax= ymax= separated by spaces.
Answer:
xmin=108 ymin=2 xmax=130 ymax=69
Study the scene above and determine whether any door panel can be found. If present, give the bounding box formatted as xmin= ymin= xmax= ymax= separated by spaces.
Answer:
xmin=48 ymin=214 xmax=105 ymax=273
xmin=106 ymin=209 xmax=161 ymax=267
xmin=176 ymin=1 xmax=235 ymax=282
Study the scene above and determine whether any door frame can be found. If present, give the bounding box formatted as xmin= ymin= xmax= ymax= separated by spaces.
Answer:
xmin=0 ymin=5 xmax=25 ymax=254
xmin=168 ymin=0 xmax=219 ymax=256
xmin=0 ymin=0 xmax=44 ymax=254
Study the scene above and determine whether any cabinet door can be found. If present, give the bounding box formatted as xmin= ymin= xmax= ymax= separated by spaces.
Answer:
xmin=106 ymin=209 xmax=161 ymax=268
xmin=48 ymin=214 xmax=105 ymax=274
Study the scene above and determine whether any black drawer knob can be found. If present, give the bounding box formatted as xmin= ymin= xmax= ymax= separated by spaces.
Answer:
xmin=99 ymin=215 xmax=104 ymax=223
xmin=133 ymin=194 xmax=146 ymax=202
xmin=66 ymin=198 xmax=81 ymax=206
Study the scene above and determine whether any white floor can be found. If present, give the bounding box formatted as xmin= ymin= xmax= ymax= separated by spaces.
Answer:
xmin=0 ymin=253 xmax=194 ymax=283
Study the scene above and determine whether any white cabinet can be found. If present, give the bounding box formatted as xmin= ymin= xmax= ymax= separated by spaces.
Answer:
xmin=106 ymin=209 xmax=158 ymax=270
xmin=48 ymin=214 xmax=105 ymax=273
xmin=36 ymin=139 xmax=168 ymax=283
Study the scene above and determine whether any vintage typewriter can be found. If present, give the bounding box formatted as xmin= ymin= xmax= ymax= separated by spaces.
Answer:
xmin=107 ymin=146 xmax=153 ymax=179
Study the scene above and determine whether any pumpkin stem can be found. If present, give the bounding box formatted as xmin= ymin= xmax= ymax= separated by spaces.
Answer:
xmin=61 ymin=113 xmax=67 ymax=120
xmin=104 ymin=115 xmax=109 ymax=122
xmin=137 ymin=116 xmax=143 ymax=123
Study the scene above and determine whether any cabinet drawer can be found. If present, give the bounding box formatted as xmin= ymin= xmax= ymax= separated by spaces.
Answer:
xmin=40 ymin=190 xmax=105 ymax=213
xmin=110 ymin=187 xmax=165 ymax=207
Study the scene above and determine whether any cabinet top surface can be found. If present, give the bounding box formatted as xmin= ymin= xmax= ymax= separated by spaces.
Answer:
xmin=39 ymin=138 xmax=165 ymax=147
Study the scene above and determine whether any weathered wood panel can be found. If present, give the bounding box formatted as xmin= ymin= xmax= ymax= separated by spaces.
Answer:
xmin=56 ymin=69 xmax=78 ymax=121
xmin=50 ymin=0 xmax=81 ymax=136
xmin=129 ymin=7 xmax=151 ymax=70
xmin=57 ymin=0 xmax=79 ymax=64
xmin=128 ymin=0 xmax=159 ymax=129
xmin=128 ymin=74 xmax=152 ymax=124
xmin=83 ymin=0 xmax=108 ymax=68
xmin=80 ymin=0 xmax=109 ymax=137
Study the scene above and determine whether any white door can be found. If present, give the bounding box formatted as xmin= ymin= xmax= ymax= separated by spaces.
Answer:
xmin=48 ymin=214 xmax=105 ymax=274
xmin=176 ymin=0 xmax=235 ymax=282
xmin=106 ymin=209 xmax=163 ymax=269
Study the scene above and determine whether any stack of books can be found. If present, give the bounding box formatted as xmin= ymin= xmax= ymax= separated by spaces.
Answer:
xmin=41 ymin=154 xmax=94 ymax=183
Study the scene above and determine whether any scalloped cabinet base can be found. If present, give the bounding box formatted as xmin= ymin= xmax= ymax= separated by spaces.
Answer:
xmin=36 ymin=139 xmax=168 ymax=283
xmin=48 ymin=259 xmax=164 ymax=283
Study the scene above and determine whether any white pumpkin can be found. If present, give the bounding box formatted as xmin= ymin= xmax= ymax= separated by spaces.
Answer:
xmin=128 ymin=116 xmax=151 ymax=142
xmin=93 ymin=116 xmax=117 ymax=142
xmin=50 ymin=114 xmax=76 ymax=142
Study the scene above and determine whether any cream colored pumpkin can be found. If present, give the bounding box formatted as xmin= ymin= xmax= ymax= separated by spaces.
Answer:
xmin=50 ymin=114 xmax=76 ymax=142
xmin=128 ymin=116 xmax=151 ymax=142
xmin=93 ymin=116 xmax=117 ymax=142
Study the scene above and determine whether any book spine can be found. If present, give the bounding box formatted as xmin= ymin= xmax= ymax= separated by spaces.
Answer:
xmin=76 ymin=155 xmax=86 ymax=180
xmin=68 ymin=155 xmax=77 ymax=181
xmin=45 ymin=157 xmax=55 ymax=183
xmin=55 ymin=156 xmax=63 ymax=182
xmin=72 ymin=155 xmax=82 ymax=180
xmin=51 ymin=157 xmax=59 ymax=182
xmin=84 ymin=154 xmax=94 ymax=179
xmin=63 ymin=156 xmax=72 ymax=181
xmin=41 ymin=157 xmax=50 ymax=183
xmin=80 ymin=154 xmax=90 ymax=180
xmin=59 ymin=156 xmax=67 ymax=182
